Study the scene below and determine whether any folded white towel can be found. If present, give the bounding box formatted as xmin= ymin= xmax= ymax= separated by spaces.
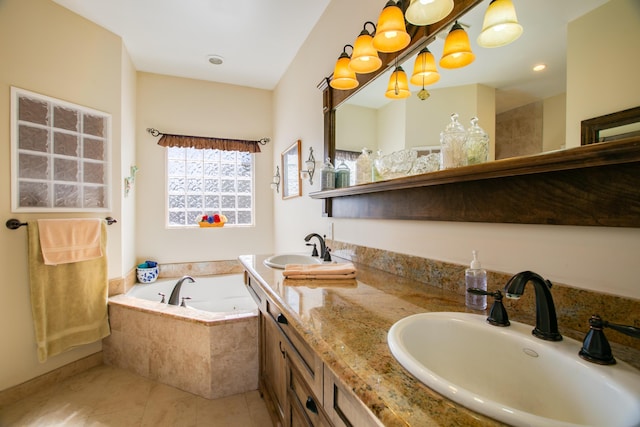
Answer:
xmin=37 ymin=219 xmax=103 ymax=265
xmin=283 ymin=262 xmax=356 ymax=280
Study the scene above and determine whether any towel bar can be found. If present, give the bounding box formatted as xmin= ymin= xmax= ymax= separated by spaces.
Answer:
xmin=5 ymin=217 xmax=118 ymax=230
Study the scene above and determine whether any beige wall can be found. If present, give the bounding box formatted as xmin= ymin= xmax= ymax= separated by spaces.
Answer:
xmin=566 ymin=0 xmax=640 ymax=146
xmin=135 ymin=73 xmax=274 ymax=264
xmin=272 ymin=0 xmax=640 ymax=300
xmin=543 ymin=93 xmax=566 ymax=152
xmin=336 ymin=104 xmax=377 ymax=153
xmin=0 ymin=0 xmax=130 ymax=390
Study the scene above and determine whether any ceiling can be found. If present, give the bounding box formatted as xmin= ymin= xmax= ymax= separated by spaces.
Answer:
xmin=51 ymin=0 xmax=331 ymax=90
xmin=51 ymin=0 xmax=607 ymax=102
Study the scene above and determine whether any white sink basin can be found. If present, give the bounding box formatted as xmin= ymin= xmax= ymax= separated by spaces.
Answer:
xmin=388 ymin=312 xmax=640 ymax=427
xmin=264 ymin=253 xmax=323 ymax=269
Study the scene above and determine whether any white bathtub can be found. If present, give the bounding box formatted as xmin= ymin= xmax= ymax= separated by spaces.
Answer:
xmin=106 ymin=272 xmax=259 ymax=399
xmin=125 ymin=273 xmax=257 ymax=314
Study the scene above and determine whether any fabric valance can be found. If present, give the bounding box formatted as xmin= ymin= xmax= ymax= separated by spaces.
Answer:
xmin=147 ymin=128 xmax=269 ymax=153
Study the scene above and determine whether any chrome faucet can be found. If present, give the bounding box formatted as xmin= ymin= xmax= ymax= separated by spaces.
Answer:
xmin=504 ymin=271 xmax=562 ymax=341
xmin=304 ymin=233 xmax=326 ymax=259
xmin=168 ymin=275 xmax=195 ymax=305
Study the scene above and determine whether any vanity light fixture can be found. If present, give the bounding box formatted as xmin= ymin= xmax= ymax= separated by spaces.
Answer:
xmin=300 ymin=147 xmax=316 ymax=185
xmin=270 ymin=166 xmax=281 ymax=193
xmin=349 ymin=22 xmax=382 ymax=74
xmin=385 ymin=64 xmax=411 ymax=99
xmin=405 ymin=0 xmax=454 ymax=26
xmin=410 ymin=46 xmax=440 ymax=86
xmin=372 ymin=1 xmax=411 ymax=53
xmin=439 ymin=21 xmax=475 ymax=69
xmin=477 ymin=0 xmax=523 ymax=48
xmin=330 ymin=45 xmax=359 ymax=90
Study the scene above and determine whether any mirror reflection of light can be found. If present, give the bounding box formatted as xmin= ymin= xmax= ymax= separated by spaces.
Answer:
xmin=533 ymin=64 xmax=546 ymax=72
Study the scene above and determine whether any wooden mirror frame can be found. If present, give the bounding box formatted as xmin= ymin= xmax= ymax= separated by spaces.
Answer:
xmin=282 ymin=139 xmax=302 ymax=199
xmin=311 ymin=0 xmax=640 ymax=228
xmin=581 ymin=105 xmax=640 ymax=146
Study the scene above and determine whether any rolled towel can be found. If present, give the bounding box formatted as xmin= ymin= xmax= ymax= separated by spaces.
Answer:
xmin=283 ymin=262 xmax=356 ymax=280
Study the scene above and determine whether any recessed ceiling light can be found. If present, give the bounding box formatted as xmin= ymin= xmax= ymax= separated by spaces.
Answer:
xmin=207 ymin=55 xmax=224 ymax=65
xmin=533 ymin=64 xmax=546 ymax=72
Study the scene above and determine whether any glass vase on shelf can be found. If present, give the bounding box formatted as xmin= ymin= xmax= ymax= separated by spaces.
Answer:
xmin=466 ymin=117 xmax=489 ymax=165
xmin=335 ymin=160 xmax=351 ymax=188
xmin=320 ymin=158 xmax=335 ymax=190
xmin=355 ymin=148 xmax=372 ymax=185
xmin=440 ymin=113 xmax=467 ymax=169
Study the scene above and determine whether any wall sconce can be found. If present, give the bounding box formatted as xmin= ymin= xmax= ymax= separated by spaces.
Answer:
xmin=439 ymin=21 xmax=475 ymax=69
xmin=330 ymin=45 xmax=359 ymax=90
xmin=270 ymin=166 xmax=281 ymax=193
xmin=349 ymin=21 xmax=382 ymax=74
xmin=372 ymin=0 xmax=411 ymax=53
xmin=300 ymin=147 xmax=316 ymax=185
xmin=385 ymin=65 xmax=411 ymax=99
xmin=405 ymin=0 xmax=454 ymax=26
xmin=477 ymin=0 xmax=523 ymax=48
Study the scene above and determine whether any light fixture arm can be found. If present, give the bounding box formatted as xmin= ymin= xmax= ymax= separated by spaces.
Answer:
xmin=271 ymin=166 xmax=281 ymax=193
xmin=305 ymin=147 xmax=316 ymax=185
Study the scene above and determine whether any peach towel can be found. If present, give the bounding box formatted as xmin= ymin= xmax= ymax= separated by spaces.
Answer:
xmin=283 ymin=262 xmax=356 ymax=280
xmin=38 ymin=219 xmax=103 ymax=265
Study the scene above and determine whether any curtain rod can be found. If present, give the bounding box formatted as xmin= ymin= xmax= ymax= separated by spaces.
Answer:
xmin=5 ymin=217 xmax=118 ymax=230
xmin=146 ymin=128 xmax=270 ymax=146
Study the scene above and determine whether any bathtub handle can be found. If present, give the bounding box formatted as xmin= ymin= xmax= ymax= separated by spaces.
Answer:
xmin=158 ymin=292 xmax=166 ymax=304
xmin=276 ymin=313 xmax=288 ymax=325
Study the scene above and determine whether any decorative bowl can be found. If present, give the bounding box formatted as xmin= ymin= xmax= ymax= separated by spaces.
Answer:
xmin=136 ymin=266 xmax=159 ymax=283
xmin=199 ymin=222 xmax=224 ymax=227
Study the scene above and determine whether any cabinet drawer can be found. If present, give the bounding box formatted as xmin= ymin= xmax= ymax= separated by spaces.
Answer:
xmin=289 ymin=362 xmax=331 ymax=427
xmin=266 ymin=300 xmax=324 ymax=398
xmin=324 ymin=367 xmax=382 ymax=427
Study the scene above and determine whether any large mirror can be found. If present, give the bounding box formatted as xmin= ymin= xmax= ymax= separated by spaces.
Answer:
xmin=334 ymin=0 xmax=620 ymax=175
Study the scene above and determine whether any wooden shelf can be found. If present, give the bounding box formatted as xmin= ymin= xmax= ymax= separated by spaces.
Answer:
xmin=309 ymin=137 xmax=640 ymax=227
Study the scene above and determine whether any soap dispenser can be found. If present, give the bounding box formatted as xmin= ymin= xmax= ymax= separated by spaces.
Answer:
xmin=465 ymin=250 xmax=487 ymax=310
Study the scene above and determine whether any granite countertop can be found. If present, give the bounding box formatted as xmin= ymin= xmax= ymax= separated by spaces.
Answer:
xmin=240 ymin=254 xmax=510 ymax=426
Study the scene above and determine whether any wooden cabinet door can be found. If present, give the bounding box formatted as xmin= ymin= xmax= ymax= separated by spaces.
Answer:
xmin=263 ymin=314 xmax=288 ymax=425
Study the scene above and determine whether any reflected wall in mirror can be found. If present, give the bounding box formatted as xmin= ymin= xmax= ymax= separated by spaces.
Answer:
xmin=333 ymin=0 xmax=639 ymax=178
xmin=282 ymin=140 xmax=302 ymax=199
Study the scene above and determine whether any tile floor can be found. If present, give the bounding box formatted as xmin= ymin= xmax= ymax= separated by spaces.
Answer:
xmin=0 ymin=364 xmax=273 ymax=426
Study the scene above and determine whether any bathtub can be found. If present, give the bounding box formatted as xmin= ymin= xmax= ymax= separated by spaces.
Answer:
xmin=104 ymin=273 xmax=259 ymax=399
xmin=125 ymin=273 xmax=257 ymax=314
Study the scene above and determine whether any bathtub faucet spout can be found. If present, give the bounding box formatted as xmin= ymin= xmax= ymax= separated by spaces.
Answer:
xmin=168 ymin=275 xmax=195 ymax=305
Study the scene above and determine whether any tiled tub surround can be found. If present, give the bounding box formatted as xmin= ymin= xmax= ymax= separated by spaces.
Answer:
xmin=240 ymin=250 xmax=640 ymax=427
xmin=104 ymin=289 xmax=259 ymax=400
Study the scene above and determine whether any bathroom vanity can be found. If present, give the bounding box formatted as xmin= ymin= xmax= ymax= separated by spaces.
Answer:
xmin=239 ymin=254 xmax=508 ymax=426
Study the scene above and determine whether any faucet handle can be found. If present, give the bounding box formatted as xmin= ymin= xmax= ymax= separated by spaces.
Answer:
xmin=579 ymin=314 xmax=640 ymax=365
xmin=323 ymin=247 xmax=332 ymax=262
xmin=180 ymin=296 xmax=192 ymax=307
xmin=468 ymin=289 xmax=510 ymax=327
xmin=158 ymin=292 xmax=166 ymax=304
xmin=306 ymin=243 xmax=318 ymax=257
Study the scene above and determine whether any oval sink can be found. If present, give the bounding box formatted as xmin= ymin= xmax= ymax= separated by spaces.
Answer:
xmin=388 ymin=312 xmax=640 ymax=427
xmin=264 ymin=253 xmax=323 ymax=269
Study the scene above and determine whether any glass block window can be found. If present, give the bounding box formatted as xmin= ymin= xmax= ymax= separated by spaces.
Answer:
xmin=11 ymin=87 xmax=111 ymax=212
xmin=167 ymin=147 xmax=254 ymax=227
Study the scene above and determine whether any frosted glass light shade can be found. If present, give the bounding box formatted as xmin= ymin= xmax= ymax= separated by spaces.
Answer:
xmin=410 ymin=47 xmax=440 ymax=86
xmin=373 ymin=1 xmax=411 ymax=53
xmin=385 ymin=66 xmax=411 ymax=99
xmin=477 ymin=0 xmax=523 ymax=48
xmin=330 ymin=54 xmax=359 ymax=90
xmin=405 ymin=0 xmax=454 ymax=26
xmin=350 ymin=30 xmax=382 ymax=74
xmin=439 ymin=22 xmax=475 ymax=69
